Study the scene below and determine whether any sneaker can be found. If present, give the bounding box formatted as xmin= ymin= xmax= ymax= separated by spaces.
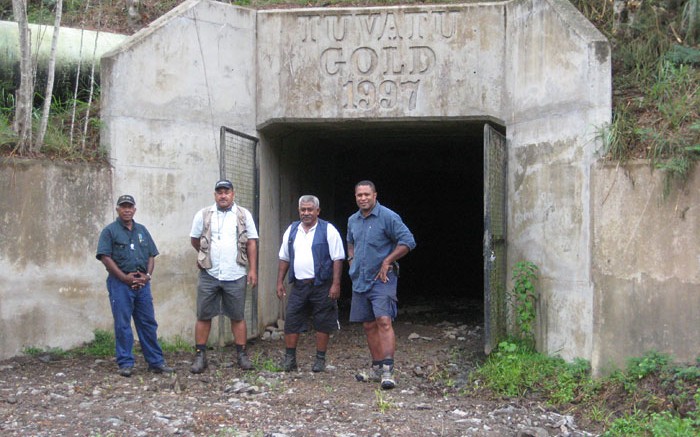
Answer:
xmin=380 ymin=364 xmax=395 ymax=390
xmin=312 ymin=357 xmax=325 ymax=373
xmin=354 ymin=364 xmax=381 ymax=382
xmin=148 ymin=363 xmax=175 ymax=374
xmin=237 ymin=352 xmax=253 ymax=371
xmin=282 ymin=354 xmax=298 ymax=372
xmin=190 ymin=350 xmax=207 ymax=374
xmin=117 ymin=366 xmax=133 ymax=377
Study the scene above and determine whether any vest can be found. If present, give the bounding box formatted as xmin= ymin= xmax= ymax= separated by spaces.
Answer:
xmin=287 ymin=219 xmax=332 ymax=286
xmin=197 ymin=205 xmax=248 ymax=269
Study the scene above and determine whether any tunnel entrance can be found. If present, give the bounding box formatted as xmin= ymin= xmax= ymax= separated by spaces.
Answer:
xmin=262 ymin=118 xmax=499 ymax=324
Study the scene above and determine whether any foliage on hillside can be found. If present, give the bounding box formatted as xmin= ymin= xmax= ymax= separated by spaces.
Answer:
xmin=0 ymin=0 xmax=698 ymax=170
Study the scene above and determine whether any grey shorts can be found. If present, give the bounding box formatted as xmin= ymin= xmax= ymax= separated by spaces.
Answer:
xmin=197 ymin=271 xmax=246 ymax=321
xmin=285 ymin=280 xmax=339 ymax=334
xmin=349 ymin=271 xmax=398 ymax=323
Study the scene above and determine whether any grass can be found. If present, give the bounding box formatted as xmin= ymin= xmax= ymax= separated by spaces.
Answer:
xmin=252 ymin=352 xmax=283 ymax=372
xmin=374 ymin=388 xmax=394 ymax=413
xmin=22 ymin=329 xmax=192 ymax=358
xmin=470 ymin=342 xmax=700 ymax=436
xmin=573 ymin=0 xmax=700 ymax=187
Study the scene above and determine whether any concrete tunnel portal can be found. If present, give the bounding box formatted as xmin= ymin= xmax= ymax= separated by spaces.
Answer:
xmin=261 ymin=118 xmax=495 ymax=322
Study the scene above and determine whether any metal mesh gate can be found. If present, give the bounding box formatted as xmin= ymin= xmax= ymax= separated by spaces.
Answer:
xmin=220 ymin=127 xmax=259 ymax=338
xmin=483 ymin=124 xmax=507 ymax=354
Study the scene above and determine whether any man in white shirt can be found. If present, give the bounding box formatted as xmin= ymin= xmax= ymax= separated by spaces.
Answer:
xmin=189 ymin=179 xmax=259 ymax=372
xmin=276 ymin=195 xmax=345 ymax=372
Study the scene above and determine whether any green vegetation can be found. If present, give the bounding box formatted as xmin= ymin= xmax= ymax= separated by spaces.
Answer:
xmin=252 ymin=353 xmax=283 ymax=372
xmin=471 ymin=344 xmax=700 ymax=436
xmin=572 ymin=0 xmax=700 ymax=188
xmin=22 ymin=329 xmax=193 ymax=358
xmin=159 ymin=335 xmax=193 ymax=353
xmin=374 ymin=388 xmax=394 ymax=413
xmin=510 ymin=261 xmax=539 ymax=346
xmin=3 ymin=0 xmax=698 ymax=183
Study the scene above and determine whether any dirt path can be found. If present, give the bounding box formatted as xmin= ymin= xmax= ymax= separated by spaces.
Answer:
xmin=0 ymin=304 xmax=598 ymax=436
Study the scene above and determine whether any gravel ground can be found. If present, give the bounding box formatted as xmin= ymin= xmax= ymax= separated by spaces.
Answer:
xmin=0 ymin=304 xmax=598 ymax=437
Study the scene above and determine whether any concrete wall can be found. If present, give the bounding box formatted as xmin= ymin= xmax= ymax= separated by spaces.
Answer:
xmin=504 ymin=0 xmax=610 ymax=361
xmin=0 ymin=160 xmax=113 ymax=358
xmin=592 ymin=162 xmax=700 ymax=372
xmin=100 ymin=0 xmax=259 ymax=344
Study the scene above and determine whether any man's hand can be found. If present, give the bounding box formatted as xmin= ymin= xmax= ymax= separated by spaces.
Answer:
xmin=127 ymin=272 xmax=147 ymax=290
xmin=247 ymin=271 xmax=258 ymax=288
xmin=276 ymin=282 xmax=286 ymax=300
xmin=329 ymin=283 xmax=340 ymax=300
xmin=375 ymin=262 xmax=392 ymax=283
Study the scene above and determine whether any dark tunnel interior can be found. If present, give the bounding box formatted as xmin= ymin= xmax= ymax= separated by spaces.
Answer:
xmin=265 ymin=119 xmax=498 ymax=323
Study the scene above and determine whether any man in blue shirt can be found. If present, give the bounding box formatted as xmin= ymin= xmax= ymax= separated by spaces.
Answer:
xmin=96 ymin=195 xmax=174 ymax=377
xmin=347 ymin=181 xmax=416 ymax=389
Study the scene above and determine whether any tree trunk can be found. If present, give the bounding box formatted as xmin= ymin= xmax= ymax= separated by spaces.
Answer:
xmin=12 ymin=0 xmax=34 ymax=155
xmin=35 ymin=0 xmax=63 ymax=151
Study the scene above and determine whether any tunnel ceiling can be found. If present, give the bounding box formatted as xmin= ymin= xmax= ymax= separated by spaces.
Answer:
xmin=258 ymin=118 xmax=500 ymax=144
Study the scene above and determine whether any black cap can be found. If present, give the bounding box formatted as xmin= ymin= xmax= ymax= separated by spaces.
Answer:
xmin=117 ymin=194 xmax=135 ymax=206
xmin=215 ymin=179 xmax=234 ymax=190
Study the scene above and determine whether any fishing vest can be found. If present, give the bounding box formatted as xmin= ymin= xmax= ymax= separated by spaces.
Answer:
xmin=197 ymin=205 xmax=248 ymax=269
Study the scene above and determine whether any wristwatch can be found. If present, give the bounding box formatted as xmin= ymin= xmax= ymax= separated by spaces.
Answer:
xmin=347 ymin=256 xmax=353 ymax=262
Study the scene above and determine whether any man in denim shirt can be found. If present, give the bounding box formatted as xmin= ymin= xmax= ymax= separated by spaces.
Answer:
xmin=347 ymin=181 xmax=416 ymax=389
xmin=96 ymin=195 xmax=174 ymax=377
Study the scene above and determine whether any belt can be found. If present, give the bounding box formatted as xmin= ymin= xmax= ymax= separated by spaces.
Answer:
xmin=295 ymin=278 xmax=315 ymax=285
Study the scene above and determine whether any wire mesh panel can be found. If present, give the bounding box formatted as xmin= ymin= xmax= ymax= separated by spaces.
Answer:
xmin=220 ymin=127 xmax=259 ymax=217
xmin=483 ymin=123 xmax=507 ymax=355
xmin=220 ymin=127 xmax=259 ymax=338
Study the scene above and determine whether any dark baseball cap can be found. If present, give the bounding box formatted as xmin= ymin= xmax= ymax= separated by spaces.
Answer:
xmin=117 ymin=194 xmax=135 ymax=206
xmin=215 ymin=179 xmax=234 ymax=190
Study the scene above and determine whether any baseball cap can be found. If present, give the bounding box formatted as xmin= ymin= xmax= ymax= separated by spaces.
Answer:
xmin=117 ymin=194 xmax=135 ymax=206
xmin=215 ymin=179 xmax=234 ymax=190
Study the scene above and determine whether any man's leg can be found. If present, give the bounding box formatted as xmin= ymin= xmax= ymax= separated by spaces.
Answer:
xmin=366 ymin=272 xmax=399 ymax=389
xmin=375 ymin=316 xmax=396 ymax=359
xmin=231 ymin=319 xmax=247 ymax=347
xmin=312 ymin=331 xmax=330 ymax=372
xmin=281 ymin=332 xmax=300 ymax=371
xmin=131 ymin=283 xmax=167 ymax=369
xmin=363 ymin=320 xmax=383 ymax=361
xmin=191 ymin=272 xmax=217 ymax=374
xmin=107 ymin=277 xmax=136 ymax=371
xmin=231 ymin=319 xmax=253 ymax=370
xmin=195 ymin=319 xmax=212 ymax=345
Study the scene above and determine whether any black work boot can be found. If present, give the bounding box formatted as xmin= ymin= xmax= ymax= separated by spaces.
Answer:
xmin=282 ymin=354 xmax=298 ymax=372
xmin=237 ymin=350 xmax=253 ymax=370
xmin=190 ymin=350 xmax=207 ymax=374
xmin=312 ymin=356 xmax=326 ymax=373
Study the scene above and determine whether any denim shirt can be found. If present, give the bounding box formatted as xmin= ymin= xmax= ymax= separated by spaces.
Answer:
xmin=96 ymin=218 xmax=158 ymax=274
xmin=346 ymin=202 xmax=416 ymax=292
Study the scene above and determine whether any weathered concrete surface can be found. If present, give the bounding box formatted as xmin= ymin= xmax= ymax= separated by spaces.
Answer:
xmin=504 ymin=0 xmax=610 ymax=361
xmin=100 ymin=0 xmax=259 ymax=347
xmin=592 ymin=162 xmax=700 ymax=372
xmin=0 ymin=160 xmax=112 ymax=358
xmin=257 ymin=3 xmax=506 ymax=120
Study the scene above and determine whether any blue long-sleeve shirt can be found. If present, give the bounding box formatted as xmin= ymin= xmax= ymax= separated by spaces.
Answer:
xmin=347 ymin=201 xmax=416 ymax=292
